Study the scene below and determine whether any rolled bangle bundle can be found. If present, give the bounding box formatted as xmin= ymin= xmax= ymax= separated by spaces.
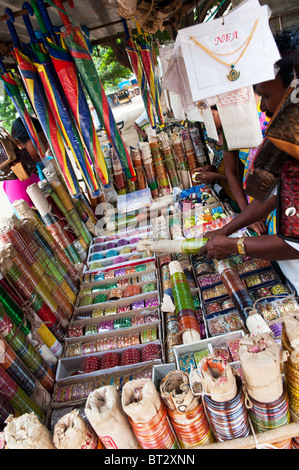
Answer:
xmin=131 ymin=148 xmax=147 ymax=191
xmin=160 ymin=370 xmax=214 ymax=448
xmin=181 ymin=128 xmax=199 ymax=175
xmin=23 ymin=220 xmax=77 ymax=305
xmin=158 ymin=133 xmax=181 ymax=189
xmin=26 ymin=184 xmax=82 ymax=266
xmin=0 ymin=222 xmax=73 ymax=318
xmin=0 ymin=249 xmax=65 ymax=343
xmin=122 ymin=379 xmax=179 ymax=449
xmin=149 ymin=138 xmax=171 ymax=196
xmin=0 ymin=393 xmax=17 ymax=430
xmin=203 ymin=377 xmax=251 ymax=442
xmin=124 ymin=284 xmax=141 ymax=298
xmin=1 ymin=336 xmax=37 ymax=397
xmin=0 ymin=274 xmax=63 ymax=359
xmin=0 ymin=306 xmax=55 ymax=394
xmin=108 ymin=288 xmax=123 ymax=301
xmin=111 ymin=149 xmax=127 ymax=195
xmin=189 ymin=127 xmax=207 ymax=167
xmin=7 ymin=246 xmax=68 ymax=327
xmin=13 ymin=200 xmax=79 ymax=283
xmin=171 ymin=133 xmax=190 ymax=189
xmin=139 ymin=142 xmax=159 ymax=198
xmin=170 ymin=261 xmax=201 ymax=344
xmin=0 ymin=365 xmax=45 ymax=422
xmin=219 ymin=265 xmax=253 ymax=323
xmin=248 ymin=385 xmax=292 ymax=449
xmin=282 ymin=325 xmax=299 ymax=423
xmin=0 ymin=281 xmax=31 ymax=337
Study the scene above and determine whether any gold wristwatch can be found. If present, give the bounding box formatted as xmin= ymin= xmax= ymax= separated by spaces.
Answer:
xmin=237 ymin=237 xmax=247 ymax=255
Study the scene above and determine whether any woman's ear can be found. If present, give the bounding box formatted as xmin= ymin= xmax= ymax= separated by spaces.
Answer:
xmin=15 ymin=139 xmax=24 ymax=150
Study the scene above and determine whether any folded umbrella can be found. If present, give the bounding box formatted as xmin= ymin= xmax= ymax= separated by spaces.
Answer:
xmin=55 ymin=0 xmax=136 ymax=181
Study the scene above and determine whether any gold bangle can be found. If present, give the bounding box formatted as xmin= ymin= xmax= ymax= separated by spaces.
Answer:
xmin=237 ymin=237 xmax=247 ymax=255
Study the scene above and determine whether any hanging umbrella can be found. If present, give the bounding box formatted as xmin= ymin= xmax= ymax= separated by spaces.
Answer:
xmin=33 ymin=0 xmax=109 ymax=186
xmin=0 ymin=62 xmax=45 ymax=159
xmin=126 ymin=37 xmax=156 ymax=129
xmin=12 ymin=5 xmax=101 ymax=197
xmin=54 ymin=0 xmax=136 ymax=181
xmin=5 ymin=7 xmax=80 ymax=197
xmin=135 ymin=32 xmax=164 ymax=126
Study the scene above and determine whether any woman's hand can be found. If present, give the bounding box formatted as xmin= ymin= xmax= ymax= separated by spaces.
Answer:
xmin=198 ymin=235 xmax=237 ymax=260
xmin=193 ymin=171 xmax=219 ymax=184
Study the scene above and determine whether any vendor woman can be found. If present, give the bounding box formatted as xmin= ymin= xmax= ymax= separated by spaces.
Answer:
xmin=3 ymin=117 xmax=49 ymax=207
xmin=199 ymin=26 xmax=299 ymax=293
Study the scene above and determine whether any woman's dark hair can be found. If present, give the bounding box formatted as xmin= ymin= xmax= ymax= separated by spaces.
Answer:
xmin=11 ymin=116 xmax=42 ymax=143
xmin=274 ymin=25 xmax=299 ymax=87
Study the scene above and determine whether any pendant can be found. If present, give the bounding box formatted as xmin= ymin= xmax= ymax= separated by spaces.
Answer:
xmin=227 ymin=64 xmax=240 ymax=81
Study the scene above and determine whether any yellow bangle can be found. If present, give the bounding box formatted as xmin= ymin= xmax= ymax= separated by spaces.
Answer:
xmin=237 ymin=237 xmax=247 ymax=255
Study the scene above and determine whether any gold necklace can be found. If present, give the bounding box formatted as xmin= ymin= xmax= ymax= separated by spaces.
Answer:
xmin=190 ymin=19 xmax=259 ymax=81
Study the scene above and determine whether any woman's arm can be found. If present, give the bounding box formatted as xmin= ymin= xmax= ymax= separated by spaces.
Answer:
xmin=199 ymin=233 xmax=299 ymax=261
xmin=223 ymin=149 xmax=248 ymax=211
xmin=205 ymin=196 xmax=277 ymax=238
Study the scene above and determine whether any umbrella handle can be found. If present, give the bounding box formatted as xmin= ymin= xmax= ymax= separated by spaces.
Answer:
xmin=5 ymin=8 xmax=22 ymax=49
xmin=36 ymin=0 xmax=56 ymax=37
xmin=0 ymin=58 xmax=6 ymax=73
xmin=22 ymin=3 xmax=38 ymax=44
xmin=53 ymin=0 xmax=71 ymax=27
xmin=31 ymin=0 xmax=48 ymax=35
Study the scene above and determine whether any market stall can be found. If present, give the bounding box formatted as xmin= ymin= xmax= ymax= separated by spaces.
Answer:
xmin=0 ymin=0 xmax=298 ymax=452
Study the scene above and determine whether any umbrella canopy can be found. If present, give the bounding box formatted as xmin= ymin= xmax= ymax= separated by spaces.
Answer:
xmin=55 ymin=0 xmax=136 ymax=181
xmin=31 ymin=0 xmax=109 ymax=186
xmin=0 ymin=65 xmax=45 ymax=159
xmin=13 ymin=47 xmax=80 ymax=197
xmin=30 ymin=42 xmax=100 ymax=197
xmin=44 ymin=39 xmax=109 ymax=186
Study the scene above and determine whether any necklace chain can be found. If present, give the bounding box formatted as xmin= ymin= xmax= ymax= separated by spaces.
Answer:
xmin=190 ymin=18 xmax=259 ymax=68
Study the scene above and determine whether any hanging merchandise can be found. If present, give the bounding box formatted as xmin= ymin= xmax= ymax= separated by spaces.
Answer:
xmin=134 ymin=32 xmax=164 ymax=127
xmin=215 ymin=86 xmax=263 ymax=150
xmin=177 ymin=0 xmax=281 ymax=100
xmin=169 ymin=260 xmax=201 ymax=344
xmin=126 ymin=36 xmax=156 ymax=128
xmin=34 ymin=3 xmax=109 ymax=186
xmin=85 ymin=385 xmax=140 ymax=449
xmin=56 ymin=2 xmax=136 ymax=182
xmin=5 ymin=19 xmax=80 ymax=197
xmin=160 ymin=370 xmax=214 ymax=447
xmin=122 ymin=378 xmax=179 ymax=449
